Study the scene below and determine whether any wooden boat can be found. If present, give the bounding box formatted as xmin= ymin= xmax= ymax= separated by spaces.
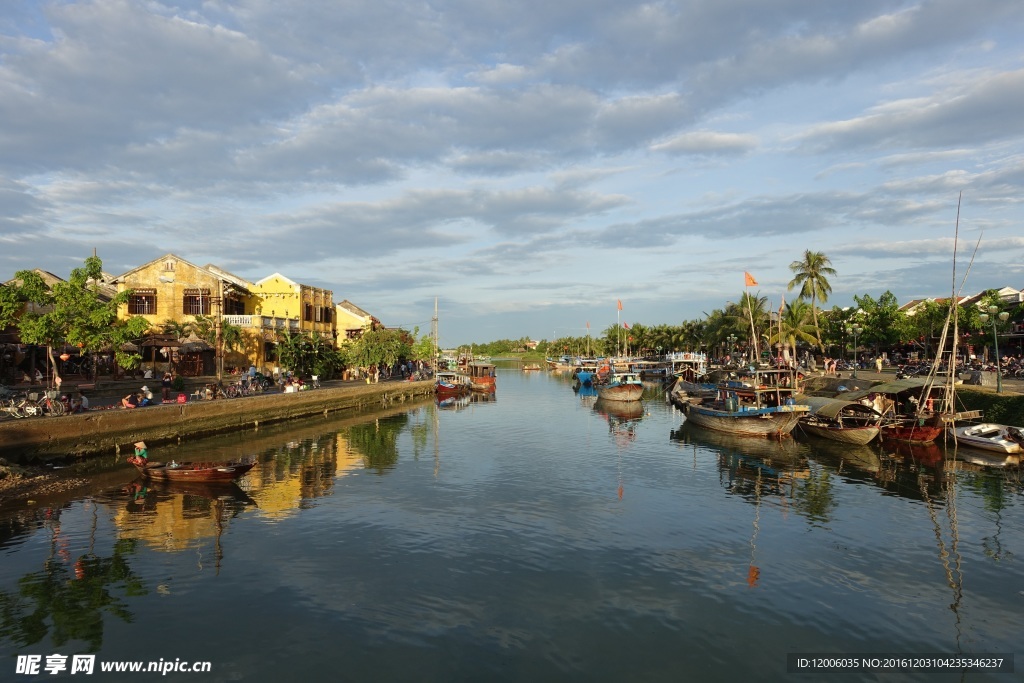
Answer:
xmin=522 ymin=363 xmax=542 ymax=371
xmin=128 ymin=456 xmax=254 ymax=482
xmin=681 ymin=368 xmax=809 ymax=438
xmin=435 ymin=370 xmax=471 ymax=397
xmin=843 ymin=379 xmax=949 ymax=444
xmin=950 ymin=423 xmax=1023 ymax=454
xmin=466 ymin=362 xmax=497 ymax=392
xmin=595 ymin=371 xmax=644 ymax=402
xmin=797 ymin=397 xmax=883 ymax=445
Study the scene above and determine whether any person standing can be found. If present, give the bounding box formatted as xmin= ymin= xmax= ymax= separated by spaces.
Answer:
xmin=162 ymin=371 xmax=173 ymax=401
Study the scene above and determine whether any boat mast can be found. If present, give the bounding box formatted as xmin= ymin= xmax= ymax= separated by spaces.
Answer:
xmin=432 ymin=297 xmax=438 ymax=369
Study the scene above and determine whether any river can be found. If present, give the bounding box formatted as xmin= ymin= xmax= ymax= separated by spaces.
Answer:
xmin=1 ymin=366 xmax=1021 ymax=681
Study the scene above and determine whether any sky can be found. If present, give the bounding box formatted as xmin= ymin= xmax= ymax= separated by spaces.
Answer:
xmin=2 ymin=0 xmax=1024 ymax=348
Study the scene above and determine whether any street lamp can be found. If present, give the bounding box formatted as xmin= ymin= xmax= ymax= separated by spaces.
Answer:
xmin=727 ymin=334 xmax=738 ymax=362
xmin=846 ymin=325 xmax=863 ymax=377
xmin=979 ymin=304 xmax=1009 ymax=393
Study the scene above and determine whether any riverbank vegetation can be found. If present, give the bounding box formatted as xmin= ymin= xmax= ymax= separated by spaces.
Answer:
xmin=467 ymin=250 xmax=1023 ymax=366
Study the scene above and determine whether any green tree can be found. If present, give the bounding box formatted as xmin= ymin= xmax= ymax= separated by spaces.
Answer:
xmin=343 ymin=327 xmax=413 ymax=371
xmin=768 ymin=299 xmax=818 ymax=362
xmin=788 ymin=250 xmax=837 ymax=350
xmin=11 ymin=256 xmax=150 ymax=382
xmin=853 ymin=291 xmax=909 ymax=356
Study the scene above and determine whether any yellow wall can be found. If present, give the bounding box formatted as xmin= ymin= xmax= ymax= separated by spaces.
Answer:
xmin=116 ymin=256 xmax=252 ymax=326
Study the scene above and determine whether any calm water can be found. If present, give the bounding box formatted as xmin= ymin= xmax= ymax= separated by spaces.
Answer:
xmin=1 ymin=368 xmax=1022 ymax=682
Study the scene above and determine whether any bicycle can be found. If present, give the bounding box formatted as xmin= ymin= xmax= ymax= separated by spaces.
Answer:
xmin=225 ymin=378 xmax=263 ymax=398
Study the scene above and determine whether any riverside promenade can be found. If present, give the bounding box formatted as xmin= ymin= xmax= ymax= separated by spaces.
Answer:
xmin=0 ymin=376 xmax=436 ymax=463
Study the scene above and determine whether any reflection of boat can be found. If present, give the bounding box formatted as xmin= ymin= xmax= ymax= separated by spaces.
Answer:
xmin=596 ymin=371 xmax=644 ymax=402
xmin=467 ymin=362 xmax=497 ymax=392
xmin=128 ymin=457 xmax=254 ymax=482
xmin=804 ymin=439 xmax=882 ymax=474
xmin=148 ymin=479 xmax=258 ymax=507
xmin=885 ymin=439 xmax=945 ymax=467
xmin=672 ymin=421 xmax=810 ymax=481
xmin=436 ymin=394 xmax=471 ymax=410
xmin=594 ymin=397 xmax=644 ymax=421
xmin=594 ymin=398 xmax=643 ymax=447
xmin=950 ymin=423 xmax=1023 ymax=454
xmin=681 ymin=369 xmax=808 ymax=438
xmin=950 ymin=447 xmax=1021 ymax=469
xmin=672 ymin=420 xmax=807 ymax=464
xmin=798 ymin=397 xmax=882 ymax=445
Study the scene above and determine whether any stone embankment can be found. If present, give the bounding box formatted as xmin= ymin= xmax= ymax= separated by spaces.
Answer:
xmin=0 ymin=379 xmax=435 ymax=463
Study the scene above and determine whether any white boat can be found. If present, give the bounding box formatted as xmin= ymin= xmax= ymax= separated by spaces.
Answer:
xmin=950 ymin=423 xmax=1023 ymax=454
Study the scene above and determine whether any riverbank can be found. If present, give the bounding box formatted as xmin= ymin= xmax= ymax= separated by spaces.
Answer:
xmin=0 ymin=378 xmax=435 ymax=502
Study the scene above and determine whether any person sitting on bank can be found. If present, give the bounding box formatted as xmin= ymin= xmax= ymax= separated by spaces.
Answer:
xmin=138 ymin=386 xmax=153 ymax=407
xmin=71 ymin=391 xmax=90 ymax=413
xmin=122 ymin=392 xmax=140 ymax=409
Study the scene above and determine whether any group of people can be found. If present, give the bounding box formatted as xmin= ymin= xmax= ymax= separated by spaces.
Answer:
xmin=121 ymin=385 xmax=154 ymax=408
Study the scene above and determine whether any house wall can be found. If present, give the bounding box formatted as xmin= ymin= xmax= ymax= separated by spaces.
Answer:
xmin=117 ymin=256 xmax=243 ymax=327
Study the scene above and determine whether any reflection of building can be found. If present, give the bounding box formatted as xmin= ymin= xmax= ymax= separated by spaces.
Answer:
xmin=114 ymin=493 xmax=225 ymax=552
xmin=245 ymin=436 xmax=359 ymax=520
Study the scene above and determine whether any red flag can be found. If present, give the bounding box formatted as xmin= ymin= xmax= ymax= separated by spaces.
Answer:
xmin=617 ymin=299 xmax=623 ymax=311
xmin=623 ymin=322 xmax=630 ymax=329
xmin=744 ymin=272 xmax=758 ymax=287
xmin=586 ymin=321 xmax=590 ymax=329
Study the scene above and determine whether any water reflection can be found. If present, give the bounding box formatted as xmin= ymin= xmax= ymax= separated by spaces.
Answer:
xmin=0 ymin=502 xmax=145 ymax=652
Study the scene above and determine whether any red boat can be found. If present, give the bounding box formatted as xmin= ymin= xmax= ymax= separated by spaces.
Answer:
xmin=128 ymin=456 xmax=254 ymax=482
xmin=466 ymin=362 xmax=497 ymax=392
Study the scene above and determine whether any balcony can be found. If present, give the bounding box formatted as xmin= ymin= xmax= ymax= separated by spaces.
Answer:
xmin=222 ymin=315 xmax=300 ymax=331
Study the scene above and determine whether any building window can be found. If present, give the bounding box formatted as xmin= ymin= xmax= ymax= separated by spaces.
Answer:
xmin=164 ymin=259 xmax=175 ymax=271
xmin=224 ymin=297 xmax=245 ymax=315
xmin=128 ymin=289 xmax=157 ymax=315
xmin=323 ymin=308 xmax=332 ymax=324
xmin=183 ymin=289 xmax=211 ymax=316
xmin=304 ymin=303 xmax=313 ymax=322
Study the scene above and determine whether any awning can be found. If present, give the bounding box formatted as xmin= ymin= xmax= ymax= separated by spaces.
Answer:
xmin=802 ymin=396 xmax=881 ymax=420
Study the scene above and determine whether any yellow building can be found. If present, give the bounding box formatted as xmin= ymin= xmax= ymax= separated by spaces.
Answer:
xmin=113 ymin=254 xmax=253 ymax=327
xmin=112 ymin=257 xmax=337 ymax=374
xmin=334 ymin=299 xmax=380 ymax=345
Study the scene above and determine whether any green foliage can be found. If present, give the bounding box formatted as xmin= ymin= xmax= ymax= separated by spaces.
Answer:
xmin=344 ymin=415 xmax=408 ymax=472
xmin=853 ymin=291 xmax=910 ymax=352
xmin=788 ymin=250 xmax=837 ymax=349
xmin=10 ymin=256 xmax=150 ymax=379
xmin=955 ymin=388 xmax=1024 ymax=425
xmin=277 ymin=331 xmax=345 ymax=379
xmin=343 ymin=327 xmax=413 ymax=370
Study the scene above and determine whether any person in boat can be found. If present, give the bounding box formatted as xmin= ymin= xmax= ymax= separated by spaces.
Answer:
xmin=127 ymin=441 xmax=149 ymax=468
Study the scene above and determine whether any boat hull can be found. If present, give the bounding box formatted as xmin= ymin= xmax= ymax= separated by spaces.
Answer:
xmin=470 ymin=376 xmax=496 ymax=392
xmin=683 ymin=403 xmax=806 ymax=437
xmin=798 ymin=422 xmax=880 ymax=445
xmin=596 ymin=383 xmax=644 ymax=402
xmin=880 ymin=422 xmax=943 ymax=444
xmin=133 ymin=461 xmax=254 ymax=482
xmin=951 ymin=423 xmax=1023 ymax=454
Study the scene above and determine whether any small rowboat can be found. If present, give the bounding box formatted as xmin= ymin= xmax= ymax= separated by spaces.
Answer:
xmin=128 ymin=456 xmax=254 ymax=482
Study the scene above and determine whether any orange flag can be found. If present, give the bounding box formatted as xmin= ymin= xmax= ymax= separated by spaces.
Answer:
xmin=744 ymin=271 xmax=758 ymax=287
xmin=617 ymin=299 xmax=623 ymax=310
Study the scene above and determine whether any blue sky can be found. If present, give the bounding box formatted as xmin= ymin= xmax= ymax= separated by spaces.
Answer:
xmin=2 ymin=1 xmax=1023 ymax=347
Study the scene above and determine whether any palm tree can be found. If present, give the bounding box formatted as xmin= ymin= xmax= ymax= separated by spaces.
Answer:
xmin=788 ymin=250 xmax=836 ymax=350
xmin=769 ymin=299 xmax=818 ymax=364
